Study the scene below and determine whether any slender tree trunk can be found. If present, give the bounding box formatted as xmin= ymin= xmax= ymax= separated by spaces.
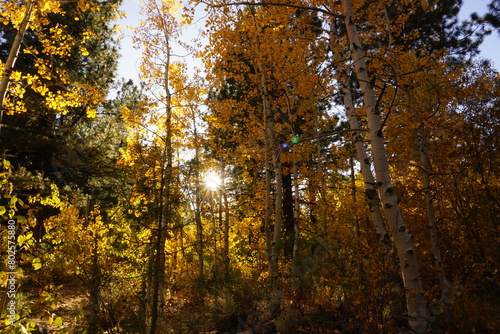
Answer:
xmin=221 ymin=162 xmax=230 ymax=278
xmin=211 ymin=193 xmax=219 ymax=278
xmin=313 ymin=115 xmax=328 ymax=239
xmin=0 ymin=0 xmax=36 ymax=129
xmin=217 ymin=185 xmax=223 ymax=280
xmin=286 ymin=90 xmax=301 ymax=266
xmin=350 ymin=154 xmax=363 ymax=282
xmin=139 ymin=239 xmax=151 ymax=334
xmin=331 ymin=39 xmax=391 ymax=254
xmin=340 ymin=1 xmax=428 ymax=332
xmin=262 ymin=80 xmax=280 ymax=313
xmin=193 ymin=110 xmax=204 ymax=279
xmin=272 ymin=147 xmax=284 ymax=269
xmin=150 ymin=167 xmax=165 ymax=334
xmin=283 ymin=169 xmax=294 ymax=257
xmin=150 ymin=38 xmax=174 ymax=334
xmin=283 ymin=88 xmax=300 ymax=263
xmin=195 ymin=181 xmax=204 ymax=280
xmin=292 ymin=153 xmax=300 ymax=263
xmin=406 ymin=89 xmax=450 ymax=307
xmin=249 ymin=10 xmax=281 ymax=314
xmin=263 ymin=118 xmax=273 ymax=282
xmin=86 ymin=199 xmax=102 ymax=333
xmin=89 ymin=230 xmax=102 ymax=333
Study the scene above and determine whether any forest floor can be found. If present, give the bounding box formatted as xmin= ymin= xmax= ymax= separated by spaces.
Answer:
xmin=24 ymin=278 xmax=87 ymax=333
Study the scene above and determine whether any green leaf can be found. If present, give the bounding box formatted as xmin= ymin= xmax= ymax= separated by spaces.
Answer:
xmin=55 ymin=317 xmax=63 ymax=327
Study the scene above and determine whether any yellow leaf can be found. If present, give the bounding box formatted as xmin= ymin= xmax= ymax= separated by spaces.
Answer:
xmin=86 ymin=108 xmax=97 ymax=118
xmin=32 ymin=257 xmax=42 ymax=270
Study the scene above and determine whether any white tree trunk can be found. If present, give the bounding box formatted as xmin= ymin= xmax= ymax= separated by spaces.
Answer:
xmin=340 ymin=0 xmax=428 ymax=332
xmin=332 ymin=45 xmax=392 ymax=254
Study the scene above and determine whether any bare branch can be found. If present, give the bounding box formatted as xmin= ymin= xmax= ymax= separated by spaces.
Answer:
xmin=202 ymin=1 xmax=344 ymax=19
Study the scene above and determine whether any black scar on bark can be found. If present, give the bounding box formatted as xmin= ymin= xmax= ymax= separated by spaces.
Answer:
xmin=385 ymin=186 xmax=395 ymax=195
xmin=365 ymin=188 xmax=378 ymax=200
xmin=377 ymin=233 xmax=391 ymax=244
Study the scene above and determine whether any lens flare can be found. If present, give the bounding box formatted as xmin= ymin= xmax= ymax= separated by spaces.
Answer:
xmin=204 ymin=171 xmax=221 ymax=190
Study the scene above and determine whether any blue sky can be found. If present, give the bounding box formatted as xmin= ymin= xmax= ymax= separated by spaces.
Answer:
xmin=459 ymin=0 xmax=499 ymax=65
xmin=115 ymin=0 xmax=500 ymax=84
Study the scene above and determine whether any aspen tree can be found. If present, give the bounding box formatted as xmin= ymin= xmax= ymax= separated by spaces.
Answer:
xmin=329 ymin=28 xmax=391 ymax=255
xmin=339 ymin=0 xmax=428 ymax=332
xmin=283 ymin=92 xmax=301 ymax=266
xmin=202 ymin=4 xmax=331 ymax=321
xmin=0 ymin=0 xmax=118 ymax=120
xmin=191 ymin=106 xmax=205 ymax=279
xmin=406 ymin=88 xmax=450 ymax=307
xmin=249 ymin=19 xmax=283 ymax=311
xmin=352 ymin=0 xmax=457 ymax=311
xmin=0 ymin=0 xmax=36 ymax=126
xmin=132 ymin=0 xmax=189 ymax=332
xmin=205 ymin=0 xmax=428 ymax=330
xmin=347 ymin=0 xmax=476 ymax=317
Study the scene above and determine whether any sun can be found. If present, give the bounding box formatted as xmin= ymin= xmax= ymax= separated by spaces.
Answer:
xmin=204 ymin=171 xmax=221 ymax=190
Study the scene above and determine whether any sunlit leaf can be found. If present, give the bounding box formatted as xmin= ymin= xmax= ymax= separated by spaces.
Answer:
xmin=32 ymin=257 xmax=42 ymax=270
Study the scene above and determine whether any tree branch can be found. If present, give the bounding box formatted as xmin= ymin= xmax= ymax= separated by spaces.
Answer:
xmin=203 ymin=1 xmax=344 ymax=19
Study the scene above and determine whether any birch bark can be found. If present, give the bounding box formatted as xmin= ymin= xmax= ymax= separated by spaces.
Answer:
xmin=340 ymin=0 xmax=428 ymax=332
xmin=332 ymin=45 xmax=392 ymax=255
